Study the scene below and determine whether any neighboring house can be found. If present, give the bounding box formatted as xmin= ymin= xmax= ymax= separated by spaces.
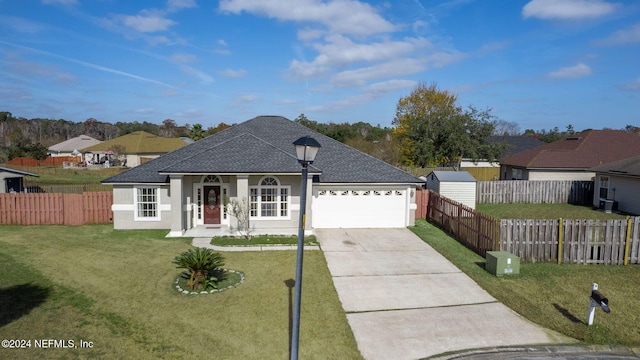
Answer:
xmin=425 ymin=171 xmax=477 ymax=209
xmin=48 ymin=135 xmax=101 ymax=157
xmin=590 ymin=155 xmax=640 ymax=215
xmin=459 ymin=136 xmax=545 ymax=180
xmin=82 ymin=131 xmax=188 ymax=167
xmin=500 ymin=130 xmax=640 ymax=181
xmin=0 ymin=167 xmax=38 ymax=193
xmin=102 ymin=116 xmax=422 ymax=236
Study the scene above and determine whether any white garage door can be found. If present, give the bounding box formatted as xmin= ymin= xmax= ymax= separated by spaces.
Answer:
xmin=312 ymin=188 xmax=407 ymax=228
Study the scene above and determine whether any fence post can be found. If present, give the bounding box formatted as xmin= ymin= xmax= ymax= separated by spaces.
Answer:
xmin=558 ymin=218 xmax=564 ymax=265
xmin=457 ymin=203 xmax=462 ymax=236
xmin=624 ymin=216 xmax=632 ymax=266
xmin=494 ymin=219 xmax=500 ymax=251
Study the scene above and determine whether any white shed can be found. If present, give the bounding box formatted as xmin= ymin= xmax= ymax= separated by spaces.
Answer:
xmin=425 ymin=171 xmax=477 ymax=209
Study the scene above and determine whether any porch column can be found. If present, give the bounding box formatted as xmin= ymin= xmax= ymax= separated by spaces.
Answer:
xmin=168 ymin=174 xmax=184 ymax=237
xmin=233 ymin=175 xmax=249 ymax=230
xmin=236 ymin=174 xmax=249 ymax=200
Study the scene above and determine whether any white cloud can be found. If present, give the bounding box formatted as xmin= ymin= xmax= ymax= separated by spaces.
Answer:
xmin=617 ymin=77 xmax=640 ymax=91
xmin=288 ymin=35 xmax=433 ymax=80
xmin=1 ymin=16 xmax=46 ymax=33
xmin=598 ymin=23 xmax=640 ymax=45
xmin=4 ymin=53 xmax=77 ymax=86
xmin=307 ymin=79 xmax=416 ymax=112
xmin=329 ymin=52 xmax=465 ymax=87
xmin=547 ymin=63 xmax=592 ymax=79
xmin=134 ymin=108 xmax=157 ymax=114
xmin=218 ymin=69 xmax=248 ymax=78
xmin=177 ymin=109 xmax=204 ymax=118
xmin=213 ymin=39 xmax=231 ymax=55
xmin=120 ymin=13 xmax=175 ymax=33
xmin=149 ymin=36 xmax=171 ymax=45
xmin=276 ymin=98 xmax=299 ymax=105
xmin=219 ymin=0 xmax=395 ymax=36
xmin=171 ymin=53 xmax=197 ymax=63
xmin=238 ymin=94 xmax=258 ymax=102
xmin=330 ymin=59 xmax=426 ymax=87
xmin=297 ymin=28 xmax=325 ymax=41
xmin=167 ymin=0 xmax=197 ymax=12
xmin=181 ymin=66 xmax=214 ymax=84
xmin=522 ymin=0 xmax=616 ymax=20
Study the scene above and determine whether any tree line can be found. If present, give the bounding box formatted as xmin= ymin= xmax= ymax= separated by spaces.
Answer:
xmin=2 ymin=91 xmax=636 ymax=167
xmin=0 ymin=111 xmax=230 ymax=163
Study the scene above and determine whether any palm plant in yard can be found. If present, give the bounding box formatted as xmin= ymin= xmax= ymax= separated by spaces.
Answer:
xmin=173 ymin=248 xmax=226 ymax=290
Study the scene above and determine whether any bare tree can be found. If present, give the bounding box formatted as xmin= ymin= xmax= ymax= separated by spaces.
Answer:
xmin=493 ymin=119 xmax=521 ymax=136
xmin=227 ymin=198 xmax=253 ymax=241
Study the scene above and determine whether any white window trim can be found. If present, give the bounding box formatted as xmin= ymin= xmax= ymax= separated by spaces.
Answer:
xmin=134 ymin=186 xmax=161 ymax=221
xmin=249 ymin=176 xmax=291 ymax=220
xmin=599 ymin=175 xmax=609 ymax=199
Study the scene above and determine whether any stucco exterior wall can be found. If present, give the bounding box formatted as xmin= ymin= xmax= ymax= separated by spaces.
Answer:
xmin=110 ymin=173 xmax=419 ymax=232
xmin=111 ymin=185 xmax=171 ymax=230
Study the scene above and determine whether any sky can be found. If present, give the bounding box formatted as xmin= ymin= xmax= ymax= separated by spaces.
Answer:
xmin=0 ymin=0 xmax=639 ymax=132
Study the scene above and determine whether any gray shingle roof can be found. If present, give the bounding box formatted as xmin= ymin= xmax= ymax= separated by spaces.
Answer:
xmin=487 ymin=135 xmax=545 ymax=158
xmin=590 ymin=155 xmax=640 ymax=178
xmin=0 ymin=167 xmax=39 ymax=177
xmin=48 ymin=135 xmax=101 ymax=152
xmin=103 ymin=116 xmax=421 ymax=184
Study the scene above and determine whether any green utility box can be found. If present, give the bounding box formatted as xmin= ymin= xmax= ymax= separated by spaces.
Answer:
xmin=485 ymin=251 xmax=520 ymax=276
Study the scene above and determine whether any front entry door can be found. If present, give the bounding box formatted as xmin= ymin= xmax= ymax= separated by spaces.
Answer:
xmin=204 ymin=186 xmax=221 ymax=225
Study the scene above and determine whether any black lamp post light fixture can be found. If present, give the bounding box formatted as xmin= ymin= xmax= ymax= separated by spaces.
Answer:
xmin=290 ymin=135 xmax=321 ymax=360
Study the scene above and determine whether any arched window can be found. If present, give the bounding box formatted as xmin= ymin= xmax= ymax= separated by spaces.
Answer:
xmin=249 ymin=176 xmax=290 ymax=218
xmin=202 ymin=175 xmax=221 ymax=183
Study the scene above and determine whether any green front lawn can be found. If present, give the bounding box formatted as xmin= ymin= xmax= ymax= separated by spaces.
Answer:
xmin=410 ymin=219 xmax=640 ymax=346
xmin=0 ymin=225 xmax=361 ymax=359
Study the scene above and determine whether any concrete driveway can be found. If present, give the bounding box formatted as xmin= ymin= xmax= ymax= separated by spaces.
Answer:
xmin=315 ymin=228 xmax=573 ymax=360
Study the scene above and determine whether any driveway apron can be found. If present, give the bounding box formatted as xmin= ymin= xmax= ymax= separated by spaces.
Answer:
xmin=315 ymin=228 xmax=572 ymax=360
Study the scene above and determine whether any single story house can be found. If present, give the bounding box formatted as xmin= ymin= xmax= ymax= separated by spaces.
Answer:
xmin=0 ymin=167 xmax=38 ymax=193
xmin=48 ymin=135 xmax=101 ymax=157
xmin=425 ymin=171 xmax=476 ymax=209
xmin=459 ymin=135 xmax=546 ymax=180
xmin=590 ymin=155 xmax=640 ymax=215
xmin=102 ymin=116 xmax=423 ymax=236
xmin=83 ymin=131 xmax=189 ymax=167
xmin=500 ymin=130 xmax=640 ymax=181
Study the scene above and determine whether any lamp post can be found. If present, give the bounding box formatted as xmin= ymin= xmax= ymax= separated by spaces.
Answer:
xmin=291 ymin=136 xmax=321 ymax=360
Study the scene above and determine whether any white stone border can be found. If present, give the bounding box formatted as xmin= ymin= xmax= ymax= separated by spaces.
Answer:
xmin=175 ymin=269 xmax=245 ymax=295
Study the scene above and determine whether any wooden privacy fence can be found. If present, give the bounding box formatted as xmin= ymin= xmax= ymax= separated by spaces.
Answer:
xmin=0 ymin=192 xmax=113 ymax=225
xmin=424 ymin=190 xmax=496 ymax=257
xmin=499 ymin=217 xmax=640 ymax=265
xmin=477 ymin=180 xmax=594 ymax=205
xmin=418 ymin=189 xmax=639 ymax=265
